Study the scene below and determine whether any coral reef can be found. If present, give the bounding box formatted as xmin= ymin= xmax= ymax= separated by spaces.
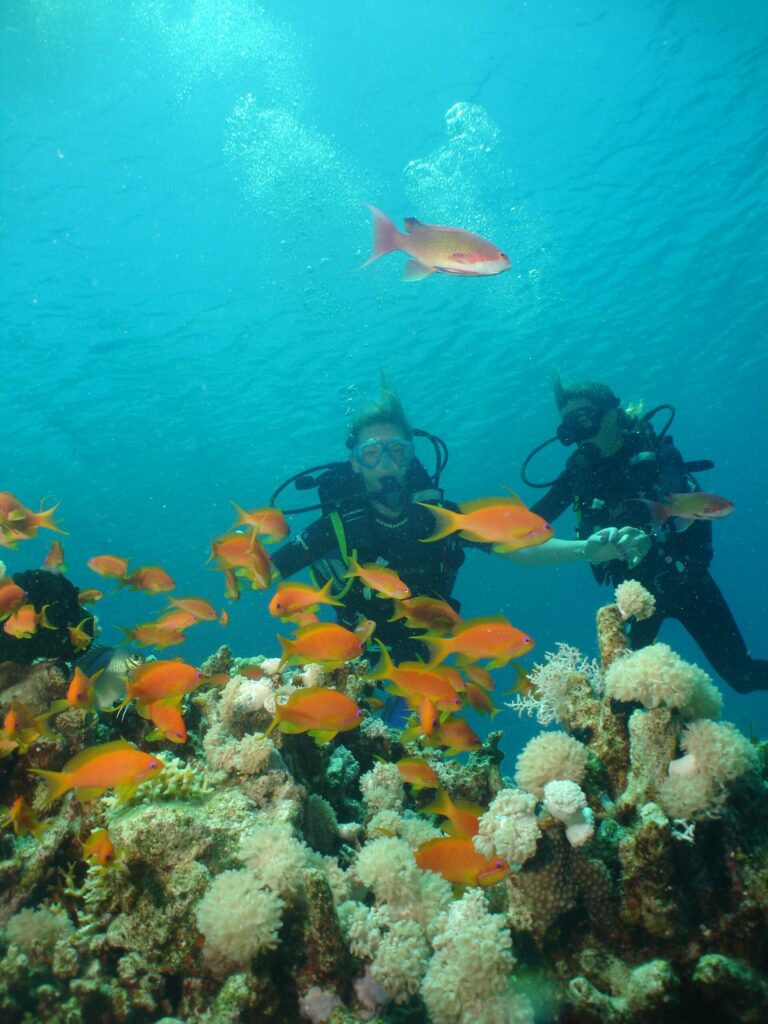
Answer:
xmin=0 ymin=582 xmax=767 ymax=1023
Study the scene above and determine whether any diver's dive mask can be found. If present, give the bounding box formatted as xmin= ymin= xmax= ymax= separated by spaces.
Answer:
xmin=556 ymin=401 xmax=617 ymax=447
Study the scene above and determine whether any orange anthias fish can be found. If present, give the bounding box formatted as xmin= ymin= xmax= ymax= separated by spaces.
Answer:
xmin=421 ymin=785 xmax=485 ymax=838
xmin=464 ymin=682 xmax=499 ymax=718
xmin=0 ymin=579 xmax=27 ymax=620
xmin=277 ymin=622 xmax=366 ymax=670
xmin=77 ymin=588 xmax=104 ymax=605
xmin=31 ymin=739 xmax=164 ymax=805
xmin=165 ymin=596 xmax=218 ymax=621
xmin=0 ymin=492 xmax=65 ymax=546
xmin=0 ymin=702 xmax=56 ymax=757
xmin=394 ymin=756 xmax=440 ymax=792
xmin=43 ymin=540 xmax=67 ymax=573
xmin=152 ymin=610 xmax=198 ymax=633
xmin=462 ymin=664 xmax=496 ymax=692
xmin=140 ymin=696 xmax=187 ymax=744
xmin=419 ymin=495 xmax=554 ymax=552
xmin=223 ymin=568 xmax=241 ymax=602
xmin=120 ymin=659 xmax=201 ymax=708
xmin=120 ymin=623 xmax=187 ymax=649
xmin=87 ymin=555 xmax=130 ymax=580
xmin=49 ymin=666 xmax=104 ymax=715
xmin=68 ymin=618 xmax=94 ymax=653
xmin=265 ymin=686 xmax=364 ymax=745
xmin=424 ymin=615 xmax=534 ymax=669
xmin=389 ymin=595 xmax=461 ymax=631
xmin=638 ymin=492 xmax=735 ymax=531
xmin=366 ymin=644 xmax=462 ymax=712
xmin=81 ymin=828 xmax=119 ymax=868
xmin=1 ymin=796 xmax=49 ymax=841
xmin=424 ymin=717 xmax=483 ymax=757
xmin=269 ymin=580 xmax=343 ymax=620
xmin=230 ymin=503 xmax=290 ymax=544
xmin=414 ymin=836 xmax=509 ymax=888
xmin=3 ymin=603 xmax=55 ymax=639
xmin=121 ymin=566 xmax=176 ymax=594
xmin=362 ymin=205 xmax=511 ymax=282
xmin=209 ymin=532 xmax=272 ymax=590
xmin=342 ymin=559 xmax=411 ymax=600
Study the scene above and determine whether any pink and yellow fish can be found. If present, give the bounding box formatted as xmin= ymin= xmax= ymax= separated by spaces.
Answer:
xmin=363 ymin=205 xmax=510 ymax=282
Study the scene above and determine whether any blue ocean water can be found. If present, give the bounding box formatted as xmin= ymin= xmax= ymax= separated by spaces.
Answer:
xmin=2 ymin=0 xmax=767 ymax=761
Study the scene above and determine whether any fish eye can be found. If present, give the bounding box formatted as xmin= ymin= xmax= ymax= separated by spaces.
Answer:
xmin=149 ymin=760 xmax=159 ymax=768
xmin=105 ymin=852 xmax=113 ymax=861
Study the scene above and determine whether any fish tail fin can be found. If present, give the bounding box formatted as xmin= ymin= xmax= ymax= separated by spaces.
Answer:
xmin=364 ymin=640 xmax=394 ymax=681
xmin=29 ymin=768 xmax=70 ymax=806
xmin=635 ymin=497 xmax=670 ymax=527
xmin=417 ymin=504 xmax=462 ymax=542
xmin=317 ymin=578 xmax=345 ymax=608
xmin=39 ymin=604 xmax=57 ymax=631
xmin=360 ymin=205 xmax=407 ymax=267
xmin=423 ymin=636 xmax=451 ymax=667
xmin=277 ymin=634 xmax=294 ymax=671
xmin=420 ymin=786 xmax=450 ymax=819
xmin=33 ymin=501 xmax=67 ymax=535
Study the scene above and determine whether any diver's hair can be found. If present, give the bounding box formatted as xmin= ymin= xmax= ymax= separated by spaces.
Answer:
xmin=345 ymin=380 xmax=413 ymax=449
xmin=552 ymin=371 xmax=619 ymax=413
xmin=552 ymin=371 xmax=639 ymax=430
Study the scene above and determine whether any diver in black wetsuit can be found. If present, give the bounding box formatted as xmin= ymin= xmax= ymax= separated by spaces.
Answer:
xmin=271 ymin=384 xmax=642 ymax=665
xmin=525 ymin=376 xmax=768 ymax=694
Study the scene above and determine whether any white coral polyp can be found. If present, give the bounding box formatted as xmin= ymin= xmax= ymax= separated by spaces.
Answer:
xmin=195 ymin=869 xmax=284 ymax=968
xmin=514 ymin=732 xmax=588 ymax=798
xmin=421 ymin=890 xmax=530 ymax=1024
xmin=543 ymin=780 xmax=595 ymax=847
xmin=238 ymin=821 xmax=310 ymax=895
xmin=658 ymin=720 xmax=757 ymax=821
xmin=615 ymin=579 xmax=656 ymax=621
xmin=604 ymin=643 xmax=715 ymax=712
xmin=474 ymin=788 xmax=540 ymax=865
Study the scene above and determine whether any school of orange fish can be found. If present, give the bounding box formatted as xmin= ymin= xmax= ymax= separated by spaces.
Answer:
xmin=1 ymin=489 xmax=551 ymax=889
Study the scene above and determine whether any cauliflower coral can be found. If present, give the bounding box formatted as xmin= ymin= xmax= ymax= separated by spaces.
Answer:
xmin=420 ymin=890 xmax=533 ymax=1024
xmin=657 ymin=719 xmax=758 ymax=821
xmin=604 ymin=643 xmax=722 ymax=718
xmin=514 ymin=732 xmax=589 ymax=798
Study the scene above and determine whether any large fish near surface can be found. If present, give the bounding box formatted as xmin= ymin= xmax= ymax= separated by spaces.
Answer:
xmin=362 ymin=204 xmax=511 ymax=281
xmin=78 ymin=645 xmax=145 ymax=709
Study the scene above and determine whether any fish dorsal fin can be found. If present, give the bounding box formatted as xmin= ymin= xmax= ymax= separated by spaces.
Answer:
xmin=501 ymin=487 xmax=526 ymax=505
xmin=64 ymin=738 xmax=135 ymax=772
xmin=403 ymin=216 xmax=426 ymax=232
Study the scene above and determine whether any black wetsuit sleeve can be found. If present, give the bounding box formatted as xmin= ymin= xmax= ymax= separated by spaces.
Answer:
xmin=530 ymin=470 xmax=573 ymax=523
xmin=270 ymin=516 xmax=339 ymax=579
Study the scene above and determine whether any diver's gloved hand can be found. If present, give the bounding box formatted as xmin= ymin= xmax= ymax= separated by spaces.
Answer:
xmin=584 ymin=527 xmax=651 ymax=566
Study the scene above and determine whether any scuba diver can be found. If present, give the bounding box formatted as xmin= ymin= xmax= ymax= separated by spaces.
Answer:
xmin=523 ymin=374 xmax=768 ymax=694
xmin=269 ymin=383 xmax=642 ymax=669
